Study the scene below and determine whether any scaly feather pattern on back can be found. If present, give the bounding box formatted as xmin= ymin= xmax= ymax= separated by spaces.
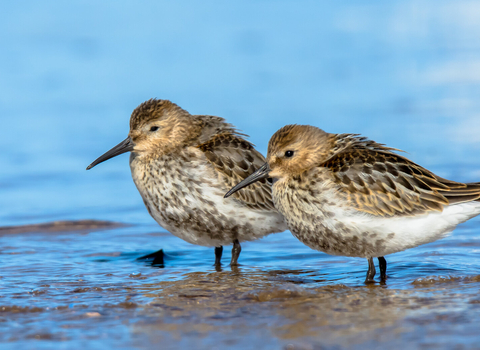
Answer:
xmin=198 ymin=133 xmax=276 ymax=211
xmin=191 ymin=115 xmax=247 ymax=145
xmin=322 ymin=134 xmax=480 ymax=217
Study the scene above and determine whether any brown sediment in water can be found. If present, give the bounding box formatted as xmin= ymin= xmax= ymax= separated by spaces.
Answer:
xmin=0 ymin=220 xmax=125 ymax=235
xmin=1 ymin=221 xmax=480 ymax=348
xmin=129 ymin=269 xmax=480 ymax=347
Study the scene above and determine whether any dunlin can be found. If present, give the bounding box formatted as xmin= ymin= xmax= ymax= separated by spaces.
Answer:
xmin=225 ymin=124 xmax=480 ymax=282
xmin=87 ymin=99 xmax=286 ymax=266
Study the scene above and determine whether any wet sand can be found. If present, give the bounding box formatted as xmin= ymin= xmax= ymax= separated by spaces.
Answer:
xmin=1 ymin=220 xmax=480 ymax=349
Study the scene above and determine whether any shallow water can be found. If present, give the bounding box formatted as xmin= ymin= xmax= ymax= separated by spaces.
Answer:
xmin=2 ymin=1 xmax=480 ymax=349
xmin=2 ymin=220 xmax=480 ymax=349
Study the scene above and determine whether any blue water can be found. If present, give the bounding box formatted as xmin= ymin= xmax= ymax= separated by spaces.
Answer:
xmin=1 ymin=1 xmax=480 ymax=349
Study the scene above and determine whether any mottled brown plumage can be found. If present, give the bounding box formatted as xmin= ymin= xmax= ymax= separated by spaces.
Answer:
xmin=324 ymin=133 xmax=480 ymax=217
xmin=198 ymin=133 xmax=276 ymax=211
xmin=87 ymin=99 xmax=286 ymax=266
xmin=226 ymin=124 xmax=480 ymax=282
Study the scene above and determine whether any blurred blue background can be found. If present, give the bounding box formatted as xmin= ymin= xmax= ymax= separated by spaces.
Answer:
xmin=1 ymin=0 xmax=480 ymax=227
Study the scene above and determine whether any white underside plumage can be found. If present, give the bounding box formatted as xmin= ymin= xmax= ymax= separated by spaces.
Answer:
xmin=275 ymin=183 xmax=480 ymax=258
xmin=131 ymin=151 xmax=287 ymax=247
xmin=153 ymin=168 xmax=287 ymax=246
xmin=312 ymin=201 xmax=480 ymax=257
xmin=351 ymin=201 xmax=480 ymax=256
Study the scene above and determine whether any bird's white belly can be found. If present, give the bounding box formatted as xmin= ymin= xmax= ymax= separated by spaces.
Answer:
xmin=278 ymin=187 xmax=480 ymax=257
xmin=341 ymin=201 xmax=480 ymax=256
xmin=155 ymin=178 xmax=285 ymax=246
xmin=131 ymin=156 xmax=286 ymax=247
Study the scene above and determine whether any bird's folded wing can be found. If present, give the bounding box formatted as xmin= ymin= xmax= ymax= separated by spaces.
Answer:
xmin=198 ymin=133 xmax=276 ymax=211
xmin=323 ymin=148 xmax=480 ymax=217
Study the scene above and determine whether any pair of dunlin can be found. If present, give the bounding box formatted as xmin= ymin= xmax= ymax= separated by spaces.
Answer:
xmin=88 ymin=100 xmax=480 ymax=283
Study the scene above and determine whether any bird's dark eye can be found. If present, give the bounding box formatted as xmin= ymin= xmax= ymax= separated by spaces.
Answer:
xmin=150 ymin=126 xmax=159 ymax=132
xmin=285 ymin=150 xmax=294 ymax=158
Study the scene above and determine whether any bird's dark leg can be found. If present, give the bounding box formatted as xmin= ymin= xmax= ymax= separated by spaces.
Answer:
xmin=230 ymin=239 xmax=241 ymax=266
xmin=365 ymin=257 xmax=376 ymax=283
xmin=378 ymin=256 xmax=387 ymax=282
xmin=214 ymin=246 xmax=223 ymax=266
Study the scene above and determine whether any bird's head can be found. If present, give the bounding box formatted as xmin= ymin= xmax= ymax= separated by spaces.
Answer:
xmin=225 ymin=124 xmax=333 ymax=197
xmin=86 ymin=99 xmax=192 ymax=170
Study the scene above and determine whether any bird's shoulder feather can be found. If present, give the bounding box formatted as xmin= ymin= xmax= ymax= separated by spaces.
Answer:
xmin=197 ymin=133 xmax=276 ymax=211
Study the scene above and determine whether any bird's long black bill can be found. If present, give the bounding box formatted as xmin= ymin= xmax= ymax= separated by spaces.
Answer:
xmin=86 ymin=137 xmax=134 ymax=170
xmin=224 ymin=162 xmax=270 ymax=198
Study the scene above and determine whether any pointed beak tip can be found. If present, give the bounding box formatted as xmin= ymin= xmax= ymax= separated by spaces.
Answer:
xmin=224 ymin=162 xmax=270 ymax=199
xmin=85 ymin=137 xmax=134 ymax=172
